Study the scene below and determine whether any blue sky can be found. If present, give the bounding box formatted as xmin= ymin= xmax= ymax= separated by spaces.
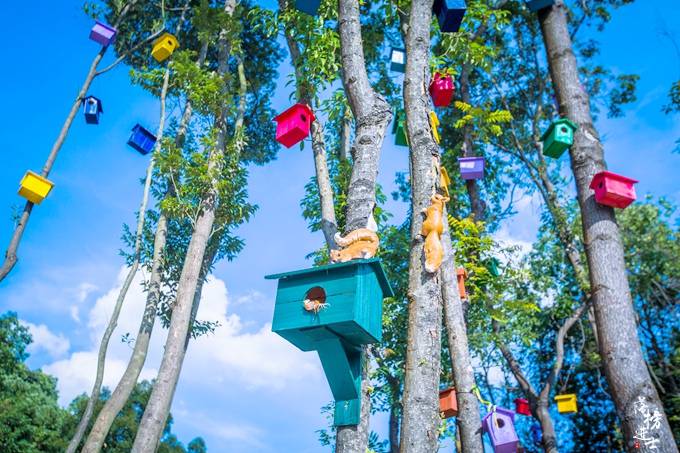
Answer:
xmin=0 ymin=1 xmax=678 ymax=452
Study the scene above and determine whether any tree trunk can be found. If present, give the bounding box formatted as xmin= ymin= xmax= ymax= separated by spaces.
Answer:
xmin=538 ymin=3 xmax=676 ymax=451
xmin=535 ymin=404 xmax=558 ymax=453
xmin=335 ymin=359 xmax=372 ymax=453
xmin=399 ymin=2 xmax=443 ymax=452
xmin=459 ymin=65 xmax=485 ymax=222
xmin=388 ymin=399 xmax=400 ymax=453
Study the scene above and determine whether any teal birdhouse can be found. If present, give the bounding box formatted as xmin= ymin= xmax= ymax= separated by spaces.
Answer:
xmin=266 ymin=259 xmax=393 ymax=426
xmin=541 ymin=118 xmax=577 ymax=159
xmin=393 ymin=111 xmax=408 ymax=147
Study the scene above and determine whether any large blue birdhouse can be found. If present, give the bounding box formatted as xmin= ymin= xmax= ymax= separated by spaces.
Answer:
xmin=83 ymin=96 xmax=103 ymax=125
xmin=433 ymin=0 xmax=466 ymax=33
xmin=295 ymin=0 xmax=321 ymax=15
xmin=127 ymin=124 xmax=157 ymax=155
xmin=526 ymin=0 xmax=554 ymax=12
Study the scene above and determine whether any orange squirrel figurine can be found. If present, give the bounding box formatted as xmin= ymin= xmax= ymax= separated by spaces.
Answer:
xmin=421 ymin=193 xmax=449 ymax=273
xmin=330 ymin=229 xmax=380 ymax=263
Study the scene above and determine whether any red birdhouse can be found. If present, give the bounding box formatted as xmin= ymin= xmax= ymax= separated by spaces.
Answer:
xmin=514 ymin=398 xmax=531 ymax=416
xmin=456 ymin=268 xmax=467 ymax=300
xmin=429 ymin=72 xmax=454 ymax=107
xmin=589 ymin=171 xmax=638 ymax=209
xmin=439 ymin=387 xmax=458 ymax=418
xmin=275 ymin=103 xmax=315 ymax=148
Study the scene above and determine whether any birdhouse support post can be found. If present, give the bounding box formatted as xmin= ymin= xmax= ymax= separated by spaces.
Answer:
xmin=315 ymin=338 xmax=363 ymax=426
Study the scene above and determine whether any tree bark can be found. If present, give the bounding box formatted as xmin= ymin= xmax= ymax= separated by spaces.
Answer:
xmin=399 ymin=2 xmax=443 ymax=452
xmin=538 ymin=3 xmax=676 ymax=451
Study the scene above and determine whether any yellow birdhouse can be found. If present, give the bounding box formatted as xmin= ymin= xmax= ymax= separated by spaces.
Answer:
xmin=429 ymin=111 xmax=441 ymax=144
xmin=151 ymin=32 xmax=179 ymax=62
xmin=554 ymin=393 xmax=578 ymax=414
xmin=18 ymin=171 xmax=54 ymax=204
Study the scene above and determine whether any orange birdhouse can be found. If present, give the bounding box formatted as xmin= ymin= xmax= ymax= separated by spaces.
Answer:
xmin=456 ymin=267 xmax=467 ymax=299
xmin=439 ymin=387 xmax=458 ymax=418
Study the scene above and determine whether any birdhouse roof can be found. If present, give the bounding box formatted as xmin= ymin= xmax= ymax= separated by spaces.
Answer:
xmin=458 ymin=156 xmax=484 ymax=163
xmin=589 ymin=171 xmax=638 ymax=189
xmin=554 ymin=393 xmax=576 ymax=401
xmin=84 ymin=95 xmax=103 ymax=113
xmin=541 ymin=118 xmax=578 ymax=141
xmin=94 ymin=20 xmax=117 ymax=34
xmin=132 ymin=124 xmax=156 ymax=139
xmin=154 ymin=32 xmax=179 ymax=48
xmin=265 ymin=258 xmax=394 ymax=298
xmin=274 ymin=103 xmax=315 ymax=124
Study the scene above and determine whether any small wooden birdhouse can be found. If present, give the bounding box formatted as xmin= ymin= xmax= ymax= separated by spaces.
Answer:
xmin=274 ymin=103 xmax=314 ymax=148
xmin=487 ymin=258 xmax=500 ymax=277
xmin=89 ymin=21 xmax=117 ymax=46
xmin=429 ymin=72 xmax=455 ymax=107
xmin=439 ymin=387 xmax=458 ymax=418
xmin=295 ymin=0 xmax=321 ymax=15
xmin=540 ymin=118 xmax=577 ymax=159
xmin=458 ymin=156 xmax=484 ymax=180
xmin=456 ymin=267 xmax=467 ymax=300
xmin=433 ymin=0 xmax=467 ymax=33
xmin=514 ymin=398 xmax=531 ymax=416
xmin=127 ymin=124 xmax=157 ymax=155
xmin=390 ymin=47 xmax=406 ymax=73
xmin=526 ymin=0 xmax=554 ymax=12
xmin=589 ymin=171 xmax=638 ymax=209
xmin=18 ymin=171 xmax=54 ymax=204
xmin=151 ymin=32 xmax=179 ymax=63
xmin=429 ymin=111 xmax=441 ymax=144
xmin=531 ymin=423 xmax=542 ymax=445
xmin=82 ymin=96 xmax=103 ymax=124
xmin=482 ymin=407 xmax=519 ymax=453
xmin=554 ymin=393 xmax=578 ymax=414
xmin=393 ymin=111 xmax=408 ymax=147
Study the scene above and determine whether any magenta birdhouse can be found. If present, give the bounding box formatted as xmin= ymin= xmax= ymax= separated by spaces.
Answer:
xmin=275 ymin=103 xmax=314 ymax=148
xmin=458 ymin=156 xmax=484 ymax=180
xmin=429 ymin=73 xmax=454 ymax=107
xmin=514 ymin=398 xmax=530 ymax=416
xmin=482 ymin=407 xmax=519 ymax=453
xmin=89 ymin=21 xmax=117 ymax=46
xmin=589 ymin=171 xmax=638 ymax=209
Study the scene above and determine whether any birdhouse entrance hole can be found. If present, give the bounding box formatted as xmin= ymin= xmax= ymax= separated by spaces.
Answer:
xmin=303 ymin=286 xmax=327 ymax=313
xmin=560 ymin=126 xmax=568 ymax=133
xmin=300 ymin=114 xmax=307 ymax=122
xmin=496 ymin=418 xmax=505 ymax=428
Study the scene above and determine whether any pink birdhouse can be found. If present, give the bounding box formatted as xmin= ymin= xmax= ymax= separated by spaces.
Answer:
xmin=514 ymin=398 xmax=531 ymax=416
xmin=275 ymin=103 xmax=315 ymax=148
xmin=589 ymin=171 xmax=638 ymax=209
xmin=429 ymin=73 xmax=454 ymax=107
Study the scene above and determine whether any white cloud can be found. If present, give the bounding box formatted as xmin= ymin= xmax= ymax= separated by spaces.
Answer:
xmin=69 ymin=305 xmax=81 ymax=323
xmin=76 ymin=282 xmax=98 ymax=303
xmin=23 ymin=321 xmax=70 ymax=359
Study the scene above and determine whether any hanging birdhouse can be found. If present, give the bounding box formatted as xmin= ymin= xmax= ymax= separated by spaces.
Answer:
xmin=514 ymin=398 xmax=531 ymax=416
xmin=127 ymin=124 xmax=157 ymax=155
xmin=589 ymin=171 xmax=638 ymax=209
xmin=274 ymin=103 xmax=314 ymax=148
xmin=487 ymin=258 xmax=500 ymax=277
xmin=432 ymin=0 xmax=467 ymax=33
xmin=151 ymin=32 xmax=179 ymax=62
xmin=526 ymin=0 xmax=554 ymax=12
xmin=393 ymin=111 xmax=408 ymax=147
xmin=89 ymin=21 xmax=117 ymax=46
xmin=540 ymin=118 xmax=577 ymax=159
xmin=429 ymin=72 xmax=455 ymax=107
xmin=554 ymin=393 xmax=578 ymax=414
xmin=18 ymin=171 xmax=54 ymax=204
xmin=482 ymin=407 xmax=519 ymax=453
xmin=531 ymin=423 xmax=542 ymax=445
xmin=390 ymin=47 xmax=406 ymax=73
xmin=458 ymin=156 xmax=484 ymax=180
xmin=266 ymin=259 xmax=393 ymax=427
xmin=295 ymin=0 xmax=321 ymax=15
xmin=456 ymin=267 xmax=467 ymax=300
xmin=82 ymin=96 xmax=103 ymax=124
xmin=439 ymin=387 xmax=458 ymax=418
xmin=429 ymin=111 xmax=441 ymax=144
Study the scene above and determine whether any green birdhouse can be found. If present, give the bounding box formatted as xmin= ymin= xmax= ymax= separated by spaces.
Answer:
xmin=540 ymin=118 xmax=577 ymax=159
xmin=266 ymin=259 xmax=393 ymax=426
xmin=393 ymin=111 xmax=408 ymax=147
xmin=487 ymin=258 xmax=500 ymax=277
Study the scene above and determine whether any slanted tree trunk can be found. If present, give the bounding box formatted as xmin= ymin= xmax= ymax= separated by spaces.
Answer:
xmin=538 ymin=3 xmax=676 ymax=451
xmin=399 ymin=2 xmax=443 ymax=452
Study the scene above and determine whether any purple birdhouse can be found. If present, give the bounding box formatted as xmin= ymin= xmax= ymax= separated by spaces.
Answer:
xmin=458 ymin=156 xmax=484 ymax=180
xmin=482 ymin=407 xmax=519 ymax=453
xmin=89 ymin=21 xmax=117 ymax=46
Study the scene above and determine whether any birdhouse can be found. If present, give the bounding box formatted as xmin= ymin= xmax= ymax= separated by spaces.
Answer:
xmin=295 ymin=0 xmax=321 ymax=15
xmin=82 ymin=96 xmax=103 ymax=124
xmin=89 ymin=21 xmax=117 ymax=46
xmin=514 ymin=398 xmax=531 ymax=416
xmin=482 ymin=407 xmax=519 ymax=453
xmin=151 ymin=32 xmax=179 ymax=62
xmin=554 ymin=393 xmax=577 ymax=414
xmin=439 ymin=387 xmax=458 ymax=418
xmin=540 ymin=118 xmax=577 ymax=159
xmin=266 ymin=259 xmax=392 ymax=426
xmin=393 ymin=111 xmax=408 ymax=147
xmin=127 ymin=124 xmax=157 ymax=155
xmin=274 ymin=103 xmax=314 ymax=148
xmin=458 ymin=156 xmax=484 ymax=180
xmin=589 ymin=171 xmax=638 ymax=209
xmin=429 ymin=72 xmax=455 ymax=107
xmin=432 ymin=0 xmax=466 ymax=33
xmin=526 ymin=0 xmax=554 ymax=11
xmin=456 ymin=267 xmax=467 ymax=300
xmin=530 ymin=424 xmax=542 ymax=445
xmin=429 ymin=111 xmax=441 ymax=144
xmin=390 ymin=47 xmax=406 ymax=73
xmin=18 ymin=171 xmax=54 ymax=204
xmin=487 ymin=258 xmax=500 ymax=277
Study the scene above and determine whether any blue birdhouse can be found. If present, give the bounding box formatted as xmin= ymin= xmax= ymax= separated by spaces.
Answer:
xmin=127 ymin=124 xmax=157 ymax=155
xmin=526 ymin=0 xmax=554 ymax=12
xmin=266 ymin=259 xmax=393 ymax=426
xmin=295 ymin=0 xmax=321 ymax=15
xmin=433 ymin=0 xmax=466 ymax=33
xmin=83 ymin=96 xmax=103 ymax=125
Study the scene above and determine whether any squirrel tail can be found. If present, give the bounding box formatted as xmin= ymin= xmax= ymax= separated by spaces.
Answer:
xmin=334 ymin=229 xmax=379 ymax=247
